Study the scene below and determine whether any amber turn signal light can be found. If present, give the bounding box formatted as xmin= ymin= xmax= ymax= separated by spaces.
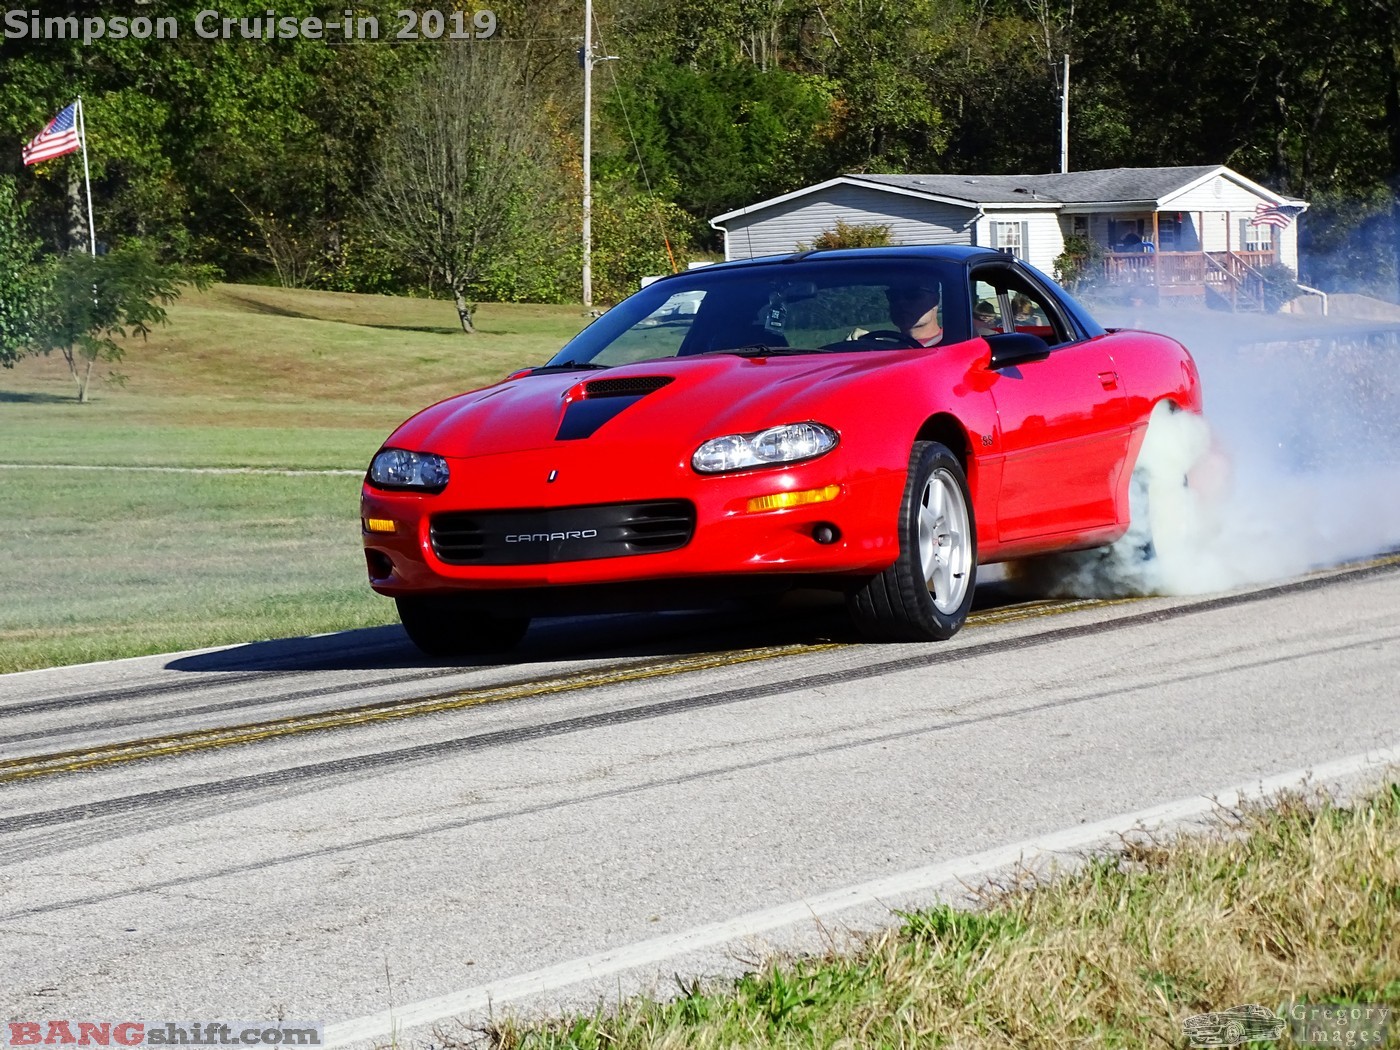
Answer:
xmin=745 ymin=484 xmax=841 ymax=513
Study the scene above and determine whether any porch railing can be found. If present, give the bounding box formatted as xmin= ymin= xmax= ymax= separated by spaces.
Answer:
xmin=1102 ymin=250 xmax=1207 ymax=288
xmin=1099 ymin=249 xmax=1276 ymax=300
xmin=1203 ymin=250 xmax=1268 ymax=310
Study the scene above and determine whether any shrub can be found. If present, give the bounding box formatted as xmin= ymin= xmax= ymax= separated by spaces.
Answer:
xmin=1054 ymin=234 xmax=1107 ymax=291
xmin=1256 ymin=261 xmax=1303 ymax=312
xmin=799 ymin=220 xmax=893 ymax=251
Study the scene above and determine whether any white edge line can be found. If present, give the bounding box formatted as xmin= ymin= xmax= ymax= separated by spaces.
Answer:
xmin=323 ymin=745 xmax=1400 ymax=1046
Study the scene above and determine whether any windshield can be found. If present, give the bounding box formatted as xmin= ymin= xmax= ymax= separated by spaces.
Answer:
xmin=547 ymin=257 xmax=968 ymax=368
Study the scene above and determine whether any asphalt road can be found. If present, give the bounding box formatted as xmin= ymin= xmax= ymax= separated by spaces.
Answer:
xmin=2 ymin=562 xmax=1398 ymax=1047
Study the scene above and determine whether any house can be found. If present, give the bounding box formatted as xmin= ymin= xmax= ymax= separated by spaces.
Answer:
xmin=709 ymin=165 xmax=1309 ymax=309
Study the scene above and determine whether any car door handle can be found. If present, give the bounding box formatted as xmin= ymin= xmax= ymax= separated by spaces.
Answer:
xmin=1098 ymin=371 xmax=1119 ymax=390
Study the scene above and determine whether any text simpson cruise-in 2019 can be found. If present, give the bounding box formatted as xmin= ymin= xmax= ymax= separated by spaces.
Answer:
xmin=2 ymin=9 xmax=498 ymax=44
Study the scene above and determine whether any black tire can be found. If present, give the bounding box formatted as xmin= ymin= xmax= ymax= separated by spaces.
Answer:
xmin=395 ymin=595 xmax=530 ymax=657
xmin=848 ymin=441 xmax=977 ymax=641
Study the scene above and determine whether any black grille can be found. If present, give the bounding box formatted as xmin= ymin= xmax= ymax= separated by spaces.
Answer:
xmin=431 ymin=500 xmax=696 ymax=565
xmin=583 ymin=376 xmax=674 ymax=398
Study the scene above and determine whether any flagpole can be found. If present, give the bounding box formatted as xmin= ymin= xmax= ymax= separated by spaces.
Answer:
xmin=76 ymin=96 xmax=96 ymax=255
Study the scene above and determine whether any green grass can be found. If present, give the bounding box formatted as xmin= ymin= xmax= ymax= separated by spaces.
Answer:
xmin=0 ymin=284 xmax=590 ymax=672
xmin=0 ymin=469 xmax=382 ymax=670
xmin=480 ymin=783 xmax=1400 ymax=1050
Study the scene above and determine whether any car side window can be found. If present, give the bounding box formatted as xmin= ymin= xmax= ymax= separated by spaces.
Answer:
xmin=968 ymin=267 xmax=1073 ymax=348
xmin=971 ymin=280 xmax=1004 ymax=337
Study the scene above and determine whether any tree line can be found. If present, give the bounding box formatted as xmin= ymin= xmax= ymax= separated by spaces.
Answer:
xmin=2 ymin=0 xmax=1396 ymax=313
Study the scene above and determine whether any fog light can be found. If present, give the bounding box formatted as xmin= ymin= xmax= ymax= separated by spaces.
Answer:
xmin=366 ymin=550 xmax=394 ymax=579
xmin=363 ymin=517 xmax=397 ymax=534
xmin=812 ymin=523 xmax=841 ymax=545
xmin=745 ymin=484 xmax=840 ymax=513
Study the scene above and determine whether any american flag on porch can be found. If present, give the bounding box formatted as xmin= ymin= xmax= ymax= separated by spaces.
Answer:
xmin=22 ymin=102 xmax=81 ymax=165
xmin=1252 ymin=201 xmax=1296 ymax=228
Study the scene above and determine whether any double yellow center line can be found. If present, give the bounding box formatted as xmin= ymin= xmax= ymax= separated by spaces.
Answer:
xmin=0 ymin=596 xmax=1131 ymax=784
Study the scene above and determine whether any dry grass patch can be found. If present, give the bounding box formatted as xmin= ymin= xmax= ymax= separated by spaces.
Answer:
xmin=472 ymin=782 xmax=1400 ymax=1049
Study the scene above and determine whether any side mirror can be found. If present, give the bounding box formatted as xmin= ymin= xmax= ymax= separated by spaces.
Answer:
xmin=986 ymin=331 xmax=1051 ymax=369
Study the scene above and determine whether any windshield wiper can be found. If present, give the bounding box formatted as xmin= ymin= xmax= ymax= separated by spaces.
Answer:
xmin=704 ymin=344 xmax=826 ymax=358
xmin=522 ymin=361 xmax=612 ymax=375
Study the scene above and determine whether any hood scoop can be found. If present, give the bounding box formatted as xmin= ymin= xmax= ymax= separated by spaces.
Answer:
xmin=582 ymin=375 xmax=674 ymax=398
xmin=557 ymin=375 xmax=675 ymax=440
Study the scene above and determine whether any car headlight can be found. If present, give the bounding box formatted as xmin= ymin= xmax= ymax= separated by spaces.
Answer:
xmin=367 ymin=449 xmax=450 ymax=491
xmin=692 ymin=422 xmax=839 ymax=474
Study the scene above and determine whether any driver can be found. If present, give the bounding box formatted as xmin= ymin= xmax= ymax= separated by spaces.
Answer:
xmin=885 ymin=284 xmax=942 ymax=346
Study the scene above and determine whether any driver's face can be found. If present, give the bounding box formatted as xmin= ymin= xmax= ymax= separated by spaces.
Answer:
xmin=886 ymin=287 xmax=941 ymax=332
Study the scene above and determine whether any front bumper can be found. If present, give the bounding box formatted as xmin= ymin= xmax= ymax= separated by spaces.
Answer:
xmin=361 ymin=446 xmax=905 ymax=596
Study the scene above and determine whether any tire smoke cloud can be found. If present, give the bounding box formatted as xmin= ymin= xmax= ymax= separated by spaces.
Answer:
xmin=1012 ymin=306 xmax=1400 ymax=597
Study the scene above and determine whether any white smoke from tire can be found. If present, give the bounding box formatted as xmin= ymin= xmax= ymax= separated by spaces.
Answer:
xmin=1009 ymin=309 xmax=1400 ymax=598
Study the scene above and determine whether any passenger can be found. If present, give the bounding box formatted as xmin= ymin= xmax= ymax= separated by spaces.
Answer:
xmin=974 ymin=300 xmax=999 ymax=336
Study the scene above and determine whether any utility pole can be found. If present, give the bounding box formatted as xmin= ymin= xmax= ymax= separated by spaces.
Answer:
xmin=582 ymin=0 xmax=593 ymax=308
xmin=580 ymin=0 xmax=617 ymax=309
xmin=1060 ymin=54 xmax=1070 ymax=173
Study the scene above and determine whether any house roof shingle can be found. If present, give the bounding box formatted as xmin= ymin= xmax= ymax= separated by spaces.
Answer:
xmin=848 ymin=166 xmax=1224 ymax=205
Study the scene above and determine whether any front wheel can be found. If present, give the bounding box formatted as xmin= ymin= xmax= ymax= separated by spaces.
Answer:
xmin=395 ymin=595 xmax=530 ymax=658
xmin=848 ymin=441 xmax=977 ymax=641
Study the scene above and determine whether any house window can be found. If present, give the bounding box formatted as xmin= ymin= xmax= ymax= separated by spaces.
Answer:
xmin=1108 ymin=219 xmax=1144 ymax=251
xmin=991 ymin=221 xmax=1027 ymax=260
xmin=1242 ymin=221 xmax=1275 ymax=252
xmin=1157 ymin=216 xmax=1180 ymax=250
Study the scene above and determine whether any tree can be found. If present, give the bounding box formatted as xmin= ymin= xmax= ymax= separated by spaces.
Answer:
xmin=29 ymin=244 xmax=201 ymax=403
xmin=364 ymin=45 xmax=546 ymax=332
xmin=0 ymin=2 xmax=423 ymax=282
xmin=603 ymin=62 xmax=835 ymax=227
xmin=0 ymin=177 xmax=53 ymax=369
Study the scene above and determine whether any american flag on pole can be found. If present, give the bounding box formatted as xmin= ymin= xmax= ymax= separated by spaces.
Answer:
xmin=1252 ymin=201 xmax=1296 ymax=228
xmin=22 ymin=102 xmax=81 ymax=165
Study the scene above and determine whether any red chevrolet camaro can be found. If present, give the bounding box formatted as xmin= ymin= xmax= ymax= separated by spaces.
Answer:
xmin=362 ymin=246 xmax=1202 ymax=656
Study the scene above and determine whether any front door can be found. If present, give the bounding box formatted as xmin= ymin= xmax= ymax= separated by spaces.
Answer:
xmin=969 ymin=269 xmax=1132 ymax=543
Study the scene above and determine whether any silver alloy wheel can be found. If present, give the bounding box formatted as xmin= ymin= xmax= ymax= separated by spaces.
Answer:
xmin=918 ymin=466 xmax=972 ymax=614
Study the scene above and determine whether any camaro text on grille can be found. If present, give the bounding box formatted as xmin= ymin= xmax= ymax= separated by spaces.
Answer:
xmin=505 ymin=531 xmax=600 ymax=543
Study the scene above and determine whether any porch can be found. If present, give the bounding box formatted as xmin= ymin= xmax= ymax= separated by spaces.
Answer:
xmin=1099 ymin=249 xmax=1277 ymax=310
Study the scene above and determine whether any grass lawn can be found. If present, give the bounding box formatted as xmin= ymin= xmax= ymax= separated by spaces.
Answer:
xmin=483 ymin=783 xmax=1400 ymax=1049
xmin=0 ymin=284 xmax=591 ymax=672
